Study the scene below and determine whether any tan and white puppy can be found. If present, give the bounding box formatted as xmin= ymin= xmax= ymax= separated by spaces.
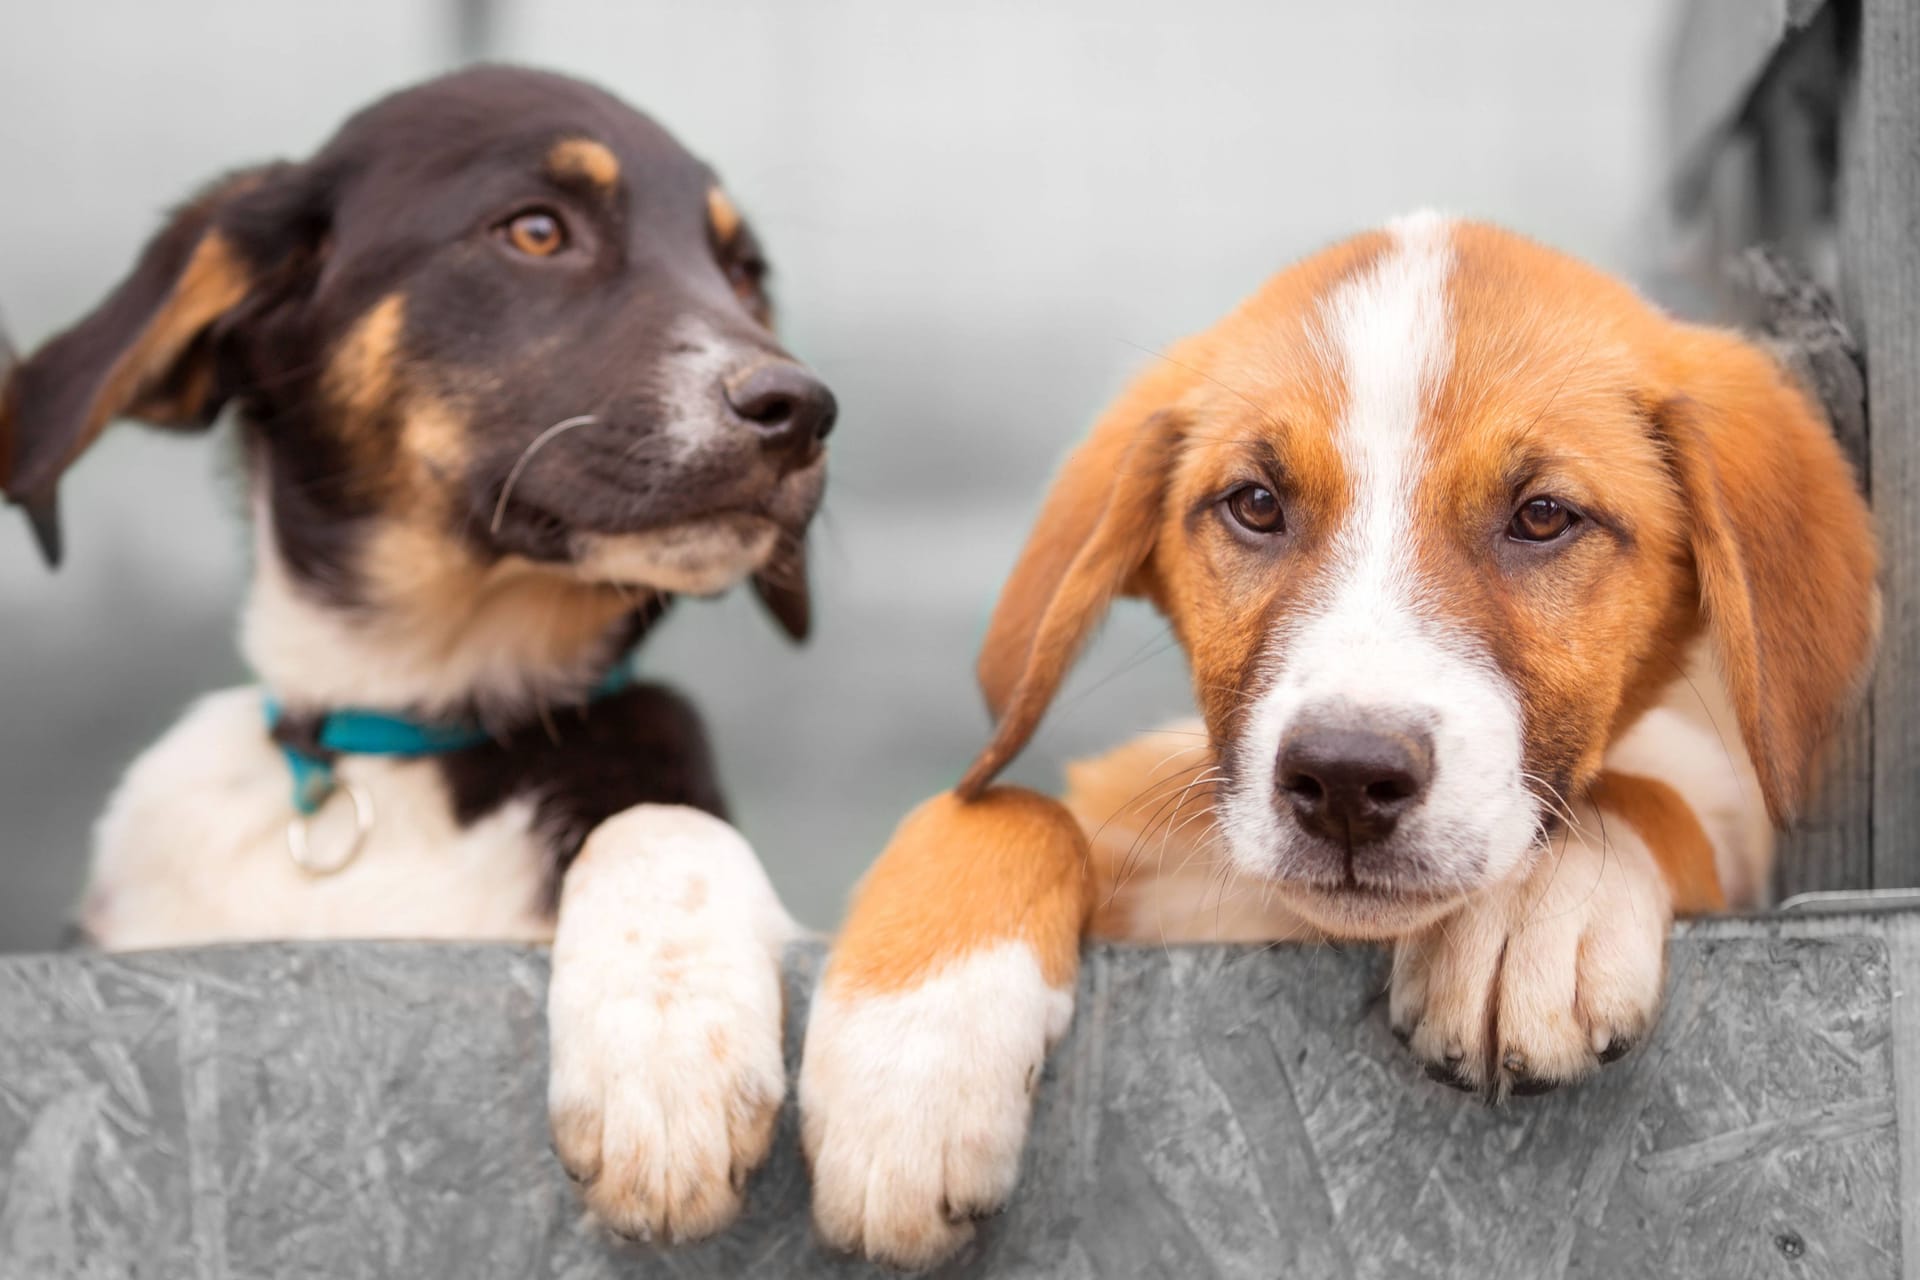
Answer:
xmin=800 ymin=214 xmax=1878 ymax=1267
xmin=3 ymin=68 xmax=833 ymax=1245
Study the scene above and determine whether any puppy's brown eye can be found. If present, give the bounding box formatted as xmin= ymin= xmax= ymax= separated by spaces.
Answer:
xmin=501 ymin=210 xmax=568 ymax=257
xmin=1225 ymin=485 xmax=1285 ymax=535
xmin=1509 ymin=496 xmax=1576 ymax=543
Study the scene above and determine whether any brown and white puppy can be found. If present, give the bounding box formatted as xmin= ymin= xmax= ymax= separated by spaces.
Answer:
xmin=0 ymin=67 xmax=830 ymax=1244
xmin=799 ymin=214 xmax=1878 ymax=1267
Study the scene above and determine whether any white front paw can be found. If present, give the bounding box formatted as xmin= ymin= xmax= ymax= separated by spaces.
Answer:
xmin=799 ymin=942 xmax=1072 ymax=1269
xmin=547 ymin=806 xmax=794 ymax=1243
xmin=1389 ymin=819 xmax=1671 ymax=1097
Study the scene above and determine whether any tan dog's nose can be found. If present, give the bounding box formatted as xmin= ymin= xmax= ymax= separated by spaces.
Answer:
xmin=724 ymin=363 xmax=836 ymax=468
xmin=1277 ymin=716 xmax=1433 ymax=846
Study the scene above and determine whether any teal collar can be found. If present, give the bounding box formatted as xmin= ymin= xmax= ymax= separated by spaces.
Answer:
xmin=264 ymin=658 xmax=639 ymax=815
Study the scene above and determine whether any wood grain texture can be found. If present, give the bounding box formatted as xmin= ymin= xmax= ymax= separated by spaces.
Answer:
xmin=1839 ymin=0 xmax=1920 ymax=888
xmin=1741 ymin=247 xmax=1875 ymax=897
xmin=1889 ymin=914 xmax=1920 ymax=1280
xmin=0 ymin=928 xmax=1907 ymax=1279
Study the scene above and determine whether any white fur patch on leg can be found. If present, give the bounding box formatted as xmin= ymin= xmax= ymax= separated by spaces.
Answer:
xmin=799 ymin=943 xmax=1073 ymax=1269
xmin=547 ymin=805 xmax=796 ymax=1243
xmin=1389 ymin=806 xmax=1672 ymax=1096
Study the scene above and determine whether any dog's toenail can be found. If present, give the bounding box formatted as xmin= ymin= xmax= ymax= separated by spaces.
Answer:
xmin=1508 ymin=1073 xmax=1559 ymax=1097
xmin=947 ymin=1200 xmax=1004 ymax=1225
xmin=1502 ymin=1050 xmax=1527 ymax=1075
xmin=1391 ymin=1024 xmax=1411 ymax=1046
xmin=1598 ymin=1035 xmax=1634 ymax=1064
xmin=1443 ymin=1046 xmax=1466 ymax=1066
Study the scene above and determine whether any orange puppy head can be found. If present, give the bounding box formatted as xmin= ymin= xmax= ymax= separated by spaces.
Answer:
xmin=962 ymin=214 xmax=1877 ymax=938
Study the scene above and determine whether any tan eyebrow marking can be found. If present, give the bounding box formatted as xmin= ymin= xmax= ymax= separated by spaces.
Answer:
xmin=546 ymin=138 xmax=620 ymax=188
xmin=706 ymin=186 xmax=742 ymax=244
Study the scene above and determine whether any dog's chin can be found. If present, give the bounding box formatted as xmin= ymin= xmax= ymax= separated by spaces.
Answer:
xmin=1269 ymin=880 xmax=1466 ymax=940
xmin=567 ymin=514 xmax=782 ymax=595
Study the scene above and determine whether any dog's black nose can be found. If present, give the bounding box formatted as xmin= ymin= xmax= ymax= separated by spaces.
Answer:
xmin=724 ymin=363 xmax=836 ymax=464
xmin=1277 ymin=719 xmax=1432 ymax=846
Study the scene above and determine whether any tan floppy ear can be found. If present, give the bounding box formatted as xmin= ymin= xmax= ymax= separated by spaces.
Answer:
xmin=1660 ymin=327 xmax=1879 ymax=824
xmin=956 ymin=355 xmax=1196 ymax=799
xmin=0 ymin=164 xmax=317 ymax=565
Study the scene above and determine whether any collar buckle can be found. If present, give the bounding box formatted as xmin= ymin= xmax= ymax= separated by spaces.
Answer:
xmin=257 ymin=653 xmax=640 ymax=874
xmin=286 ymin=779 xmax=375 ymax=877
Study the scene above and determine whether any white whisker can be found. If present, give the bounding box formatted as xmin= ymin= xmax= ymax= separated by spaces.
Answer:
xmin=490 ymin=414 xmax=599 ymax=535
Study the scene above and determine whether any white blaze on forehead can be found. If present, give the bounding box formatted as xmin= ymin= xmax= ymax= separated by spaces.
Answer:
xmin=1316 ymin=208 xmax=1455 ymax=609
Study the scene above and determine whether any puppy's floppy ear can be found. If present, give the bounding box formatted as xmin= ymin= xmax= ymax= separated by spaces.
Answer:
xmin=0 ymin=316 xmax=34 ymax=556
xmin=956 ymin=356 xmax=1195 ymax=799
xmin=0 ymin=163 xmax=324 ymax=565
xmin=751 ymin=538 xmax=811 ymax=642
xmin=1659 ymin=327 xmax=1879 ymax=824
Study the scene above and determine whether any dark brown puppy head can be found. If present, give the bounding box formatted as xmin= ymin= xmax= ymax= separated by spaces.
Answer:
xmin=0 ymin=65 xmax=828 ymax=640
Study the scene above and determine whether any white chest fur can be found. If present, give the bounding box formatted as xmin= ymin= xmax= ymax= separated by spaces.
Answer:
xmin=81 ymin=686 xmax=555 ymax=949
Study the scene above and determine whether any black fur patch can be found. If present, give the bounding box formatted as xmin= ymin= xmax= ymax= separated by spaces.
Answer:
xmin=437 ymin=680 xmax=728 ymax=909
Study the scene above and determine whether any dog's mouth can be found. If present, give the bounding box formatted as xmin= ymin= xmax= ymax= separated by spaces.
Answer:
xmin=1250 ymin=813 xmax=1552 ymax=939
xmin=484 ymin=454 xmax=824 ymax=593
xmin=1273 ymin=875 xmax=1466 ymax=938
xmin=1231 ymin=821 xmax=1499 ymax=939
xmin=567 ymin=511 xmax=786 ymax=595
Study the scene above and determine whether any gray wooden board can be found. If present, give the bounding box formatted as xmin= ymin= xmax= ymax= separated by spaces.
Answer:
xmin=1886 ymin=913 xmax=1920 ymax=1279
xmin=0 ymin=921 xmax=1911 ymax=1279
xmin=1840 ymin=0 xmax=1920 ymax=889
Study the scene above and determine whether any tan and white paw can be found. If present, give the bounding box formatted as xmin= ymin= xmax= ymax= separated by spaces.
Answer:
xmin=1389 ymin=817 xmax=1672 ymax=1097
xmin=547 ymin=805 xmax=796 ymax=1243
xmin=799 ymin=942 xmax=1073 ymax=1269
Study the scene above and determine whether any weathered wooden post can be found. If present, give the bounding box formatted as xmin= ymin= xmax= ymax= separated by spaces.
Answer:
xmin=1842 ymin=0 xmax=1920 ymax=890
xmin=1669 ymin=0 xmax=1920 ymax=897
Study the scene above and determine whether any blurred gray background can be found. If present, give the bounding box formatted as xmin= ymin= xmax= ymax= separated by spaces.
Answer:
xmin=0 ymin=0 xmax=1679 ymax=949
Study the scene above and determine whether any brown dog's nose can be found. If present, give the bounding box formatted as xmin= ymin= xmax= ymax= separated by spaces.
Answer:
xmin=724 ymin=363 xmax=836 ymax=465
xmin=1277 ymin=719 xmax=1432 ymax=846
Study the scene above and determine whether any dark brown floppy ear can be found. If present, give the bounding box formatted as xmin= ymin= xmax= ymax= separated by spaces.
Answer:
xmin=1659 ymin=327 xmax=1879 ymax=824
xmin=955 ymin=356 xmax=1195 ymax=799
xmin=751 ymin=539 xmax=811 ymax=642
xmin=0 ymin=165 xmax=318 ymax=565
xmin=0 ymin=317 xmax=28 ymax=552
